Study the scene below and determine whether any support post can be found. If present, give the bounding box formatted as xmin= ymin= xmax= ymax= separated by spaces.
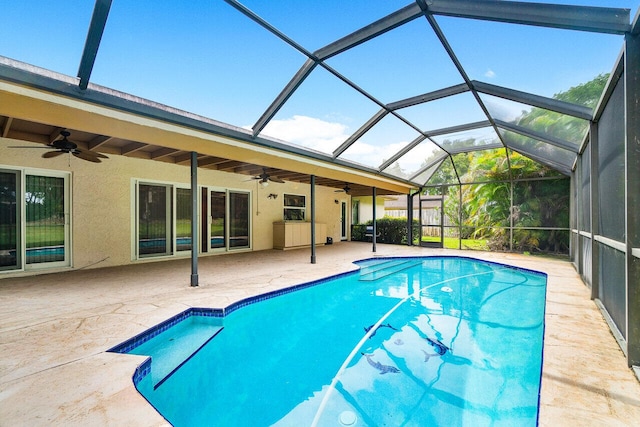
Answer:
xmin=590 ymin=122 xmax=600 ymax=299
xmin=458 ymin=183 xmax=462 ymax=250
xmin=439 ymin=185 xmax=445 ymax=248
xmin=372 ymin=187 xmax=377 ymax=253
xmin=407 ymin=192 xmax=413 ymax=246
xmin=509 ymin=181 xmax=514 ymax=252
xmin=190 ymin=151 xmax=199 ymax=287
xmin=572 ymin=164 xmax=582 ymax=276
xmin=310 ymin=175 xmax=316 ymax=264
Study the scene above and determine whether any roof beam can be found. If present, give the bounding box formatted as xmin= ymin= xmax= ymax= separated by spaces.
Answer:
xmin=472 ymin=80 xmax=593 ymax=120
xmin=425 ymin=120 xmax=492 ymax=138
xmin=379 ymin=135 xmax=427 ymax=171
xmin=77 ymin=0 xmax=112 ymax=90
xmin=633 ymin=7 xmax=640 ymax=35
xmin=253 ymin=59 xmax=317 ymax=137
xmin=425 ymin=0 xmax=630 ymax=35
xmin=494 ymin=119 xmax=579 ymax=152
xmin=408 ymin=154 xmax=447 ymax=182
xmin=506 ymin=144 xmax=572 ymax=175
xmin=314 ymin=3 xmax=423 ymax=60
xmin=333 ymin=109 xmax=388 ymax=158
xmin=447 ymin=141 xmax=503 ymax=155
xmin=224 ymin=0 xmax=312 ymax=57
xmin=417 ymin=4 xmax=515 ymax=180
xmin=387 ymin=83 xmax=469 ymax=111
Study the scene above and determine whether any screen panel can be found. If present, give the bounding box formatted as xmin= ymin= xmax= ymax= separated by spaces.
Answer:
xmin=597 ymin=78 xmax=625 ymax=242
xmin=598 ymin=243 xmax=626 ymax=338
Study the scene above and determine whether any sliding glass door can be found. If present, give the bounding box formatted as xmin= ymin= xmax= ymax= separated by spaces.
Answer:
xmin=25 ymin=175 xmax=67 ymax=265
xmin=0 ymin=169 xmax=70 ymax=272
xmin=229 ymin=192 xmax=249 ymax=248
xmin=135 ymin=182 xmax=250 ymax=258
xmin=210 ymin=190 xmax=226 ymax=250
xmin=176 ymin=188 xmax=192 ymax=252
xmin=205 ymin=188 xmax=250 ymax=252
xmin=136 ymin=182 xmax=193 ymax=258
xmin=138 ymin=183 xmax=172 ymax=257
xmin=0 ymin=171 xmax=19 ymax=270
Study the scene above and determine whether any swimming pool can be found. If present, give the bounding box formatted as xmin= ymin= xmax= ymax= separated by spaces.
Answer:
xmin=111 ymin=256 xmax=547 ymax=426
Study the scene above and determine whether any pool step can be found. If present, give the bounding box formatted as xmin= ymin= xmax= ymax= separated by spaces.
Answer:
xmin=359 ymin=259 xmax=422 ymax=281
xmin=126 ymin=317 xmax=223 ymax=389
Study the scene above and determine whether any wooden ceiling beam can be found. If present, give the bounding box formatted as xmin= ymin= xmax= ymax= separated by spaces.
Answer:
xmin=88 ymin=135 xmax=113 ymax=150
xmin=1 ymin=116 xmax=12 ymax=138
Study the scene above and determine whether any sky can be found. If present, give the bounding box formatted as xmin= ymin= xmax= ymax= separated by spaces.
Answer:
xmin=1 ymin=0 xmax=638 ymax=177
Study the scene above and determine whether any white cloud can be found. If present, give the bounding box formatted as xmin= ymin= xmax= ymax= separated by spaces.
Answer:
xmin=260 ymin=115 xmax=350 ymax=153
xmin=395 ymin=143 xmax=440 ymax=172
xmin=341 ymin=140 xmax=414 ymax=169
xmin=484 ymin=69 xmax=496 ymax=78
xmin=257 ymin=115 xmax=434 ymax=171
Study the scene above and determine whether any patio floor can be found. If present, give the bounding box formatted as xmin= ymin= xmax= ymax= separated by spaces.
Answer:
xmin=1 ymin=242 xmax=639 ymax=426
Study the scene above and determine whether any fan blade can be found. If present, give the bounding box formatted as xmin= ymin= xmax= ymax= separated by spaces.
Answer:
xmin=42 ymin=150 xmax=65 ymax=158
xmin=269 ymin=177 xmax=285 ymax=184
xmin=73 ymin=151 xmax=102 ymax=163
xmin=86 ymin=150 xmax=108 ymax=159
xmin=77 ymin=148 xmax=108 ymax=159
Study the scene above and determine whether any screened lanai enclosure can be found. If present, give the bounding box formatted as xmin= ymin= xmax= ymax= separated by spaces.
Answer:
xmin=0 ymin=0 xmax=639 ymax=374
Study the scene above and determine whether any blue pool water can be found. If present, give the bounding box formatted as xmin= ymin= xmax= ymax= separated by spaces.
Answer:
xmin=113 ymin=256 xmax=547 ymax=426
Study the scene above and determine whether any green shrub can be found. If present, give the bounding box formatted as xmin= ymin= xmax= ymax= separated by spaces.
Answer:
xmin=351 ymin=217 xmax=420 ymax=245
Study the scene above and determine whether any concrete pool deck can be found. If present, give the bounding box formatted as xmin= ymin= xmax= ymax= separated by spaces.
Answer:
xmin=1 ymin=242 xmax=639 ymax=426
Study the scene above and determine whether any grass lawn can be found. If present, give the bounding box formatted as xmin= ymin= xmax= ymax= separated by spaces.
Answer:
xmin=421 ymin=236 xmax=489 ymax=250
xmin=25 ymin=225 xmax=65 ymax=248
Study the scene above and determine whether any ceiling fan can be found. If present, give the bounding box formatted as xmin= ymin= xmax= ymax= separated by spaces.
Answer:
xmin=10 ymin=131 xmax=108 ymax=163
xmin=249 ymin=168 xmax=284 ymax=187
xmin=335 ymin=183 xmax=351 ymax=194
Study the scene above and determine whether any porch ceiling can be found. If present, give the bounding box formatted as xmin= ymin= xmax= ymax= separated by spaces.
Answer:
xmin=0 ymin=110 xmax=397 ymax=197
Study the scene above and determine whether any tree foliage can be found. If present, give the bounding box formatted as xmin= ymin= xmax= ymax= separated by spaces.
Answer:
xmin=419 ymin=74 xmax=608 ymax=253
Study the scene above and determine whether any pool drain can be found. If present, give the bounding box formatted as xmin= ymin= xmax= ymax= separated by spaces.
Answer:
xmin=339 ymin=410 xmax=357 ymax=425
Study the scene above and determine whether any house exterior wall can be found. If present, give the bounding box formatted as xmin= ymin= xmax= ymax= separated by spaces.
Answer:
xmin=1 ymin=136 xmax=345 ymax=276
xmin=352 ymin=196 xmax=387 ymax=224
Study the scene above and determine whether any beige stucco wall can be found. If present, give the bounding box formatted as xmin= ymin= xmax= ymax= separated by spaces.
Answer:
xmin=1 ymin=137 xmax=348 ymax=276
xmin=352 ymin=196 xmax=387 ymax=224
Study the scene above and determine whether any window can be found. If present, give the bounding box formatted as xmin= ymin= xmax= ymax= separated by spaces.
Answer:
xmin=1 ymin=167 xmax=70 ymax=272
xmin=284 ymin=194 xmax=305 ymax=221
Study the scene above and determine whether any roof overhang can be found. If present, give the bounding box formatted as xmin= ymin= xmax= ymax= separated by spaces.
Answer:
xmin=0 ymin=59 xmax=414 ymax=196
